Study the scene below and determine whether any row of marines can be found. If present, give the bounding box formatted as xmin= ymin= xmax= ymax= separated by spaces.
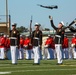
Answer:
xmin=0 ymin=17 xmax=76 ymax=65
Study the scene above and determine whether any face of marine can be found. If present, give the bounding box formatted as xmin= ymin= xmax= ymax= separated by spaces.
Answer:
xmin=35 ymin=26 xmax=40 ymax=31
xmin=12 ymin=26 xmax=16 ymax=30
xmin=58 ymin=23 xmax=63 ymax=29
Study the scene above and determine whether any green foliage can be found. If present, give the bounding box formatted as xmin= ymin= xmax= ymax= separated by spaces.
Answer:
xmin=44 ymin=28 xmax=50 ymax=31
xmin=16 ymin=26 xmax=28 ymax=33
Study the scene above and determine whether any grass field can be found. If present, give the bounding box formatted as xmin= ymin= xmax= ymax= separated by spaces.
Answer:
xmin=0 ymin=59 xmax=76 ymax=75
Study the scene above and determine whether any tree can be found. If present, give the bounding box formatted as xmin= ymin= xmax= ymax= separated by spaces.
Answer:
xmin=43 ymin=28 xmax=50 ymax=31
xmin=17 ymin=26 xmax=28 ymax=33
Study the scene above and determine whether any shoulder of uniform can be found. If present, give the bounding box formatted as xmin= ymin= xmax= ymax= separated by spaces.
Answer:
xmin=15 ymin=30 xmax=19 ymax=33
xmin=10 ymin=30 xmax=12 ymax=33
xmin=39 ymin=30 xmax=42 ymax=33
xmin=32 ymin=30 xmax=35 ymax=33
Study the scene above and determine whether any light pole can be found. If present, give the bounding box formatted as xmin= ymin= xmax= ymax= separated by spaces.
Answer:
xmin=6 ymin=0 xmax=10 ymax=35
xmin=6 ymin=0 xmax=8 ymax=23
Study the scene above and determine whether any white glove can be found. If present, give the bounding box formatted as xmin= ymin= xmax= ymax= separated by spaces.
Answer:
xmin=49 ymin=15 xmax=53 ymax=20
xmin=29 ymin=43 xmax=32 ymax=46
xmin=71 ymin=44 xmax=75 ymax=47
xmin=45 ymin=45 xmax=48 ymax=48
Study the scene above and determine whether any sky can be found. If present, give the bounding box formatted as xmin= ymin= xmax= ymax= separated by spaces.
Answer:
xmin=0 ymin=0 xmax=76 ymax=30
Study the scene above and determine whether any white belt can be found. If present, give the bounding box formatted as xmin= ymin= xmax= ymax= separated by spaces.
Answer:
xmin=34 ymin=37 xmax=39 ymax=40
xmin=55 ymin=35 xmax=61 ymax=38
xmin=10 ymin=37 xmax=17 ymax=39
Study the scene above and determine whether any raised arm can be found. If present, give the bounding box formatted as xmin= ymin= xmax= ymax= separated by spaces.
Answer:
xmin=62 ymin=19 xmax=76 ymax=30
xmin=68 ymin=19 xmax=76 ymax=32
xmin=49 ymin=16 xmax=57 ymax=30
xmin=69 ymin=26 xmax=76 ymax=32
xmin=69 ymin=19 xmax=76 ymax=27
